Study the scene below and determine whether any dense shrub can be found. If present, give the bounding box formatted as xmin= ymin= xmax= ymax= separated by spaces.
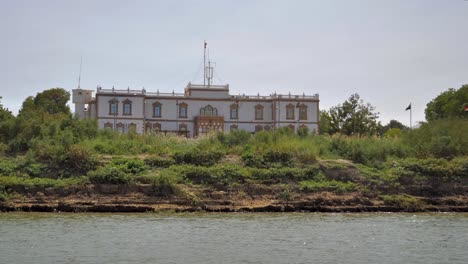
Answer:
xmin=87 ymin=166 xmax=132 ymax=184
xmin=212 ymin=164 xmax=249 ymax=185
xmin=62 ymin=144 xmax=98 ymax=175
xmin=151 ymin=171 xmax=179 ymax=196
xmin=241 ymin=149 xmax=294 ymax=168
xmin=144 ymin=155 xmax=175 ymax=168
xmin=241 ymin=150 xmax=265 ymax=168
xmin=172 ymin=165 xmax=214 ymax=184
xmin=216 ymin=130 xmax=251 ymax=147
xmin=0 ymin=175 xmax=88 ymax=188
xmin=402 ymin=119 xmax=468 ymax=158
xmin=109 ymin=158 xmax=147 ymax=174
xmin=0 ymin=158 xmax=19 ymax=176
xmin=174 ymin=148 xmax=224 ymax=166
xmin=299 ymin=180 xmax=357 ymax=194
xmin=355 ymin=164 xmax=401 ymax=193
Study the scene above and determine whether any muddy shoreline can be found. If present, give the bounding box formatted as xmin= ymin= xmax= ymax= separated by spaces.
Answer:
xmin=1 ymin=183 xmax=467 ymax=213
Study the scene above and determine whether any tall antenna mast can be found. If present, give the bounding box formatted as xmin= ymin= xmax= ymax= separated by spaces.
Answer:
xmin=78 ymin=56 xmax=83 ymax=89
xmin=203 ymin=41 xmax=207 ymax=87
xmin=206 ymin=49 xmax=214 ymax=87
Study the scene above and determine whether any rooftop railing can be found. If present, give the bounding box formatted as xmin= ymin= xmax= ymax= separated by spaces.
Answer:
xmin=95 ymin=86 xmax=319 ymax=99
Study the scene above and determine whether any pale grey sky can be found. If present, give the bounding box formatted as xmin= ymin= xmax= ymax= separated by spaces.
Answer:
xmin=1 ymin=0 xmax=467 ymax=125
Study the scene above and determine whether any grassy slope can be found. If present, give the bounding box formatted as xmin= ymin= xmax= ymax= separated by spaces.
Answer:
xmin=1 ymin=126 xmax=467 ymax=212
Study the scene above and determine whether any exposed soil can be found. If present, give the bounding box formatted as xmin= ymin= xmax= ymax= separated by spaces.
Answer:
xmin=1 ymin=184 xmax=468 ymax=213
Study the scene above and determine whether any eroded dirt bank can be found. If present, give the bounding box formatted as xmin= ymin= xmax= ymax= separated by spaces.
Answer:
xmin=1 ymin=184 xmax=467 ymax=213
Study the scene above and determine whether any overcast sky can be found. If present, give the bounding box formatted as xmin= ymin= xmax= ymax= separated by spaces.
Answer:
xmin=1 ymin=0 xmax=467 ymax=125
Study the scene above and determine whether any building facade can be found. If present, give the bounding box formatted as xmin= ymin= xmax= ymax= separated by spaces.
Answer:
xmin=72 ymin=83 xmax=319 ymax=137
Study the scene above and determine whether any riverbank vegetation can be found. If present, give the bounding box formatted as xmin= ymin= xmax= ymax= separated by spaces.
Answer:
xmin=0 ymin=86 xmax=467 ymax=212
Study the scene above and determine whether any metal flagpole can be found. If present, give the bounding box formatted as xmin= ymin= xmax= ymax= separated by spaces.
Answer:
xmin=406 ymin=103 xmax=412 ymax=129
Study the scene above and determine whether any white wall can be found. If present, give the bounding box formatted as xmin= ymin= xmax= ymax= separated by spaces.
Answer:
xmin=97 ymin=95 xmax=144 ymax=119
xmin=92 ymin=92 xmax=319 ymax=136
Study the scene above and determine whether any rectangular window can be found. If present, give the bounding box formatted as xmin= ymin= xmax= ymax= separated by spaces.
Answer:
xmin=299 ymin=107 xmax=307 ymax=120
xmin=286 ymin=107 xmax=294 ymax=120
xmin=153 ymin=106 xmax=161 ymax=117
xmin=180 ymin=106 xmax=187 ymax=118
xmin=110 ymin=103 xmax=118 ymax=115
xmin=123 ymin=103 xmax=132 ymax=115
xmin=255 ymin=107 xmax=263 ymax=120
xmin=230 ymin=108 xmax=238 ymax=119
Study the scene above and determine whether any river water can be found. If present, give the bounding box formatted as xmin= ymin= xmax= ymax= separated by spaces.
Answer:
xmin=0 ymin=213 xmax=467 ymax=264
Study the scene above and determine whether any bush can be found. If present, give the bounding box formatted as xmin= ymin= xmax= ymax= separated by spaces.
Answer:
xmin=241 ymin=150 xmax=265 ymax=168
xmin=144 ymin=155 xmax=175 ymax=168
xmin=0 ymin=175 xmax=88 ymax=188
xmin=152 ymin=170 xmax=180 ymax=195
xmin=174 ymin=165 xmax=214 ymax=184
xmin=263 ymin=149 xmax=294 ymax=166
xmin=0 ymin=156 xmax=47 ymax=178
xmin=380 ymin=195 xmax=426 ymax=210
xmin=389 ymin=158 xmax=466 ymax=195
xmin=62 ymin=144 xmax=98 ymax=175
xmin=299 ymin=180 xmax=357 ymax=194
xmin=87 ymin=166 xmax=132 ymax=184
xmin=402 ymin=119 xmax=468 ymax=158
xmin=109 ymin=158 xmax=147 ymax=174
xmin=174 ymin=148 xmax=224 ymax=166
xmin=0 ymin=158 xmax=19 ymax=176
xmin=241 ymin=149 xmax=294 ymax=168
xmin=216 ymin=130 xmax=251 ymax=147
xmin=212 ymin=164 xmax=249 ymax=185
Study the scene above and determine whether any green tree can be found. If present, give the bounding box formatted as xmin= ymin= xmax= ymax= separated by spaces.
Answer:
xmin=425 ymin=84 xmax=468 ymax=121
xmin=11 ymin=88 xmax=72 ymax=151
xmin=0 ymin=96 xmax=15 ymax=144
xmin=380 ymin=119 xmax=408 ymax=135
xmin=318 ymin=110 xmax=332 ymax=134
xmin=328 ymin=93 xmax=380 ymax=136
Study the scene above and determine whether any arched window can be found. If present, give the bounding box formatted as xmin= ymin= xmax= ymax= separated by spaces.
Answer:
xmin=128 ymin=123 xmax=137 ymax=132
xmin=255 ymin=125 xmax=263 ymax=132
xmin=179 ymin=123 xmax=188 ymax=137
xmin=286 ymin=103 xmax=295 ymax=120
xmin=199 ymin=105 xmax=218 ymax=116
xmin=116 ymin=123 xmax=125 ymax=133
xmin=230 ymin=103 xmax=238 ymax=119
xmin=255 ymin=104 xmax=264 ymax=120
xmin=299 ymin=104 xmax=307 ymax=120
xmin=179 ymin=102 xmax=188 ymax=118
xmin=104 ymin=122 xmax=113 ymax=129
xmin=109 ymin=99 xmax=119 ymax=115
xmin=123 ymin=99 xmax=132 ymax=115
xmin=153 ymin=101 xmax=162 ymax=117
xmin=145 ymin=122 xmax=152 ymax=133
xmin=264 ymin=125 xmax=271 ymax=131
xmin=230 ymin=124 xmax=238 ymax=131
xmin=153 ymin=123 xmax=161 ymax=131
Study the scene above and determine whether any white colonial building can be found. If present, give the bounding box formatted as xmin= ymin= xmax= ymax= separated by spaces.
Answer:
xmin=72 ymin=82 xmax=319 ymax=137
